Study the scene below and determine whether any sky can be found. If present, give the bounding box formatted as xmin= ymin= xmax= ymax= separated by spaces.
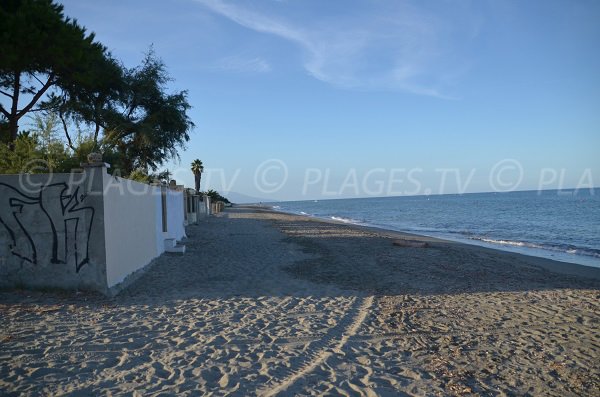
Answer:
xmin=58 ymin=0 xmax=600 ymax=201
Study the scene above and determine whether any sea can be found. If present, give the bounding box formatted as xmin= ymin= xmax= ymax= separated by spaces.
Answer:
xmin=271 ymin=188 xmax=600 ymax=269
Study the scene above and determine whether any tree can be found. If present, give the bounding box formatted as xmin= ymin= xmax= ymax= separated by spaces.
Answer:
xmin=125 ymin=168 xmax=175 ymax=185
xmin=153 ymin=169 xmax=171 ymax=184
xmin=206 ymin=189 xmax=230 ymax=204
xmin=0 ymin=0 xmax=111 ymax=143
xmin=127 ymin=168 xmax=151 ymax=184
xmin=51 ymin=50 xmax=194 ymax=176
xmin=0 ymin=113 xmax=72 ymax=174
xmin=102 ymin=50 xmax=194 ymax=174
xmin=191 ymin=159 xmax=204 ymax=193
xmin=30 ymin=112 xmax=69 ymax=171
xmin=1 ymin=3 xmax=195 ymax=177
xmin=0 ymin=132 xmax=44 ymax=173
xmin=53 ymin=52 xmax=124 ymax=151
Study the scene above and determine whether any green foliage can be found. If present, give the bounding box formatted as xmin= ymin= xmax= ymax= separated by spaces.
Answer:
xmin=205 ymin=189 xmax=231 ymax=204
xmin=0 ymin=0 xmax=110 ymax=141
xmin=51 ymin=52 xmax=124 ymax=149
xmin=125 ymin=168 xmax=174 ymax=185
xmin=30 ymin=112 xmax=69 ymax=170
xmin=191 ymin=159 xmax=204 ymax=174
xmin=127 ymin=168 xmax=152 ymax=184
xmin=0 ymin=113 xmax=119 ymax=174
xmin=102 ymin=50 xmax=194 ymax=174
xmin=155 ymin=169 xmax=172 ymax=183
xmin=0 ymin=123 xmax=73 ymax=174
xmin=191 ymin=159 xmax=204 ymax=193
xmin=1 ymin=2 xmax=195 ymax=177
xmin=0 ymin=133 xmax=44 ymax=173
xmin=56 ymin=131 xmax=112 ymax=172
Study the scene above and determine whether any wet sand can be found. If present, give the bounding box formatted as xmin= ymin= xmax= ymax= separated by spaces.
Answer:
xmin=1 ymin=206 xmax=599 ymax=396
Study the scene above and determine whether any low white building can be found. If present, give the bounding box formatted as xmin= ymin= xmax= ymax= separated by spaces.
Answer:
xmin=0 ymin=161 xmax=199 ymax=295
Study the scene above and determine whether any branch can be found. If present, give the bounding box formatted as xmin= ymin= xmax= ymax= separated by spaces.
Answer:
xmin=16 ymin=73 xmax=55 ymax=119
xmin=93 ymin=121 xmax=101 ymax=150
xmin=0 ymin=103 xmax=9 ymax=118
xmin=58 ymin=109 xmax=76 ymax=151
xmin=27 ymin=105 xmax=58 ymax=113
xmin=32 ymin=74 xmax=45 ymax=86
xmin=0 ymin=89 xmax=13 ymax=99
xmin=102 ymin=126 xmax=132 ymax=150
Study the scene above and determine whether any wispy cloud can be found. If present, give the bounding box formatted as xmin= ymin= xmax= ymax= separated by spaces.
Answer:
xmin=214 ymin=55 xmax=271 ymax=73
xmin=194 ymin=0 xmax=481 ymax=97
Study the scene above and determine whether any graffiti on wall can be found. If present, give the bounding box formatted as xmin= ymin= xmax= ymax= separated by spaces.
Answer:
xmin=0 ymin=182 xmax=95 ymax=272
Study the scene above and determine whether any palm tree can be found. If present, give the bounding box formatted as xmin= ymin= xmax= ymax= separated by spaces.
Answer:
xmin=191 ymin=159 xmax=204 ymax=193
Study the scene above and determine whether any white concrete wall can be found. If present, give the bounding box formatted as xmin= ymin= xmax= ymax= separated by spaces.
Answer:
xmin=166 ymin=189 xmax=186 ymax=241
xmin=154 ymin=188 xmax=166 ymax=255
xmin=1 ymin=168 xmax=189 ymax=293
xmin=103 ymin=176 xmax=160 ymax=288
xmin=204 ymin=196 xmax=212 ymax=215
xmin=197 ymin=198 xmax=206 ymax=216
xmin=0 ymin=169 xmax=107 ymax=291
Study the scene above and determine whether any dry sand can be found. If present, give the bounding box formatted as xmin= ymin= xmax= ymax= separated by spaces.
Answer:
xmin=1 ymin=206 xmax=599 ymax=396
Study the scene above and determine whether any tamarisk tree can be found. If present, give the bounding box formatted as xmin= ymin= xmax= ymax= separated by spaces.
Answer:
xmin=102 ymin=51 xmax=194 ymax=174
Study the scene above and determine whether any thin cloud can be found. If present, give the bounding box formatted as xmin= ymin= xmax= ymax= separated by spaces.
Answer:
xmin=194 ymin=0 xmax=479 ymax=98
xmin=214 ymin=55 xmax=271 ymax=73
xmin=194 ymin=0 xmax=305 ymax=43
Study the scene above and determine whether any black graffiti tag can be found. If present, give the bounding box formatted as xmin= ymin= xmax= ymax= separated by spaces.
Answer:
xmin=0 ymin=182 xmax=95 ymax=272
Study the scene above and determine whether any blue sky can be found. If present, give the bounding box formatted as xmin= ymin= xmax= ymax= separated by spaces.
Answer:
xmin=59 ymin=0 xmax=599 ymax=201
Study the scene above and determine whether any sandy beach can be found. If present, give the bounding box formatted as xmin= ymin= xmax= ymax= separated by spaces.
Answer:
xmin=1 ymin=206 xmax=599 ymax=396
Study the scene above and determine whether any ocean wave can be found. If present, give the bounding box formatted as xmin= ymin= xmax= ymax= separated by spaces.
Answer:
xmin=469 ymin=237 xmax=600 ymax=258
xmin=476 ymin=238 xmax=541 ymax=248
xmin=330 ymin=216 xmax=360 ymax=224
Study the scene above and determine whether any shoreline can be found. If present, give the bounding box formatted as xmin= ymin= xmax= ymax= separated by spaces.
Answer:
xmin=259 ymin=204 xmax=600 ymax=277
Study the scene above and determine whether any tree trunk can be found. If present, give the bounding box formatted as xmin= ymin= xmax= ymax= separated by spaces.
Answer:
xmin=9 ymin=71 xmax=21 ymax=142
xmin=8 ymin=117 xmax=18 ymax=143
xmin=194 ymin=173 xmax=200 ymax=194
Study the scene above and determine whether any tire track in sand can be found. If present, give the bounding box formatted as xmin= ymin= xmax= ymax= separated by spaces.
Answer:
xmin=259 ymin=295 xmax=374 ymax=397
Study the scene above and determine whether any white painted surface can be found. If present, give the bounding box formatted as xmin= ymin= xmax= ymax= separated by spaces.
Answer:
xmin=154 ymin=188 xmax=166 ymax=256
xmin=103 ymin=176 xmax=161 ymax=288
xmin=1 ymin=168 xmax=189 ymax=293
xmin=166 ymin=189 xmax=186 ymax=241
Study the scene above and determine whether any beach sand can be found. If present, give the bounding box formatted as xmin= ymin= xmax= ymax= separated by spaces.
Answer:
xmin=1 ymin=206 xmax=599 ymax=396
